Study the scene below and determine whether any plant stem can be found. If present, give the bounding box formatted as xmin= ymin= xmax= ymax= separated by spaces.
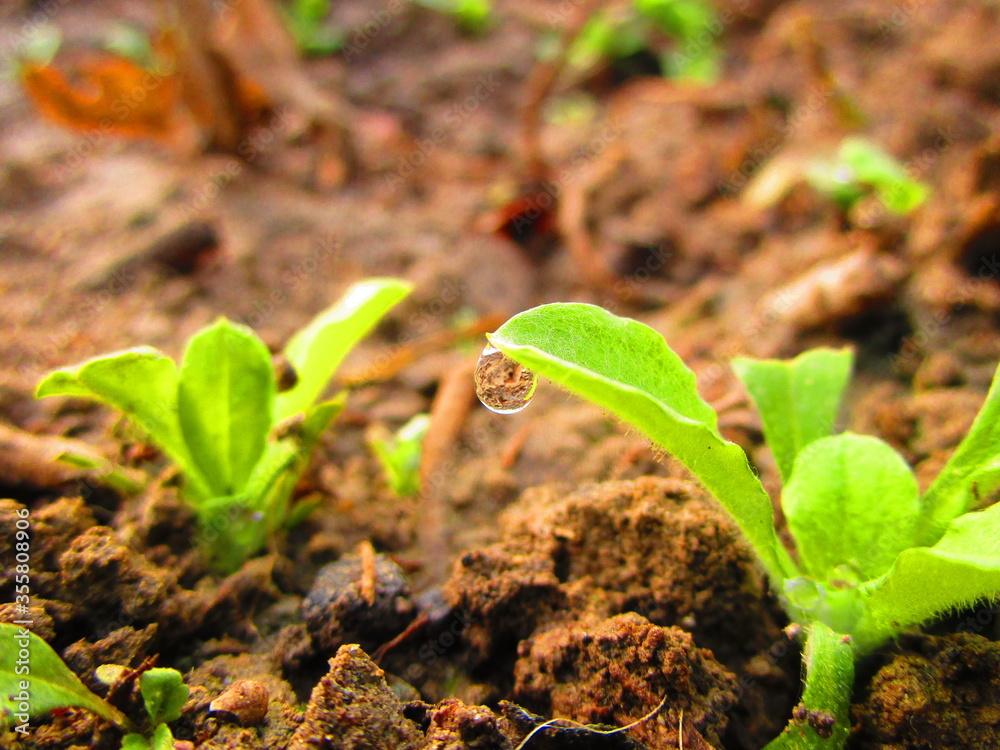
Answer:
xmin=763 ymin=621 xmax=855 ymax=750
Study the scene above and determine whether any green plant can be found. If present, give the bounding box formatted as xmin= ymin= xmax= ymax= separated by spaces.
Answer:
xmin=284 ymin=0 xmax=344 ymax=57
xmin=0 ymin=625 xmax=189 ymax=747
xmin=566 ymin=0 xmax=721 ymax=83
xmin=482 ymin=303 xmax=1000 ymax=749
xmin=36 ymin=278 xmax=411 ymax=571
xmin=412 ymin=0 xmax=493 ymax=35
xmin=1 ymin=624 xmax=134 ymax=734
xmin=367 ymin=412 xmax=430 ymax=498
xmin=806 ymin=137 xmax=929 ymax=215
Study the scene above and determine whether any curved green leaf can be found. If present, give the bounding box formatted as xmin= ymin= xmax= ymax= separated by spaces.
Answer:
xmin=35 ymin=348 xmax=211 ymax=499
xmin=857 ymin=501 xmax=1000 ymax=653
xmin=139 ymin=668 xmax=187 ymax=725
xmin=783 ymin=434 xmax=920 ymax=583
xmin=275 ymin=279 xmax=412 ymax=421
xmin=488 ymin=303 xmax=797 ymax=584
xmin=732 ymin=348 xmax=853 ymax=483
xmin=0 ymin=624 xmax=134 ymax=731
xmin=918 ymin=361 xmax=1000 ymax=545
xmin=178 ymin=319 xmax=275 ymax=495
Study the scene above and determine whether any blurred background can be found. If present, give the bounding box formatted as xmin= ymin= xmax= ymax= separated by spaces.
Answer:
xmin=1 ymin=0 xmax=999 ymax=576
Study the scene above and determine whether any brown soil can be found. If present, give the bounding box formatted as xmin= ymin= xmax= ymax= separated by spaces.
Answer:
xmin=1 ymin=0 xmax=1000 ymax=748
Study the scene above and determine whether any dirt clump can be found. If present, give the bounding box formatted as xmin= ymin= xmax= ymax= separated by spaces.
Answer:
xmin=513 ymin=612 xmax=738 ymax=750
xmin=287 ymin=644 xmax=424 ymax=750
xmin=59 ymin=525 xmax=177 ymax=630
xmin=446 ymin=477 xmax=785 ymax=675
xmin=853 ymin=632 xmax=1000 ymax=749
xmin=301 ymin=551 xmax=417 ymax=655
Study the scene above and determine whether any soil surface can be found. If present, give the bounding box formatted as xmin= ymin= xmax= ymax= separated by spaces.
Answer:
xmin=1 ymin=0 xmax=999 ymax=749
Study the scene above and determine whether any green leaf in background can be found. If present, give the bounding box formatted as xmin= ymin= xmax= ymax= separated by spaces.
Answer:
xmin=412 ymin=0 xmax=493 ymax=34
xmin=275 ymin=279 xmax=412 ymax=421
xmin=0 ymin=624 xmax=134 ymax=731
xmin=782 ymin=434 xmax=920 ymax=583
xmin=857 ymin=501 xmax=1000 ymax=653
xmin=369 ymin=412 xmax=431 ymax=497
xmin=763 ymin=622 xmax=854 ymax=749
xmin=917 ymin=361 xmax=1000 ymax=545
xmin=732 ymin=348 xmax=853 ymax=483
xmin=35 ymin=348 xmax=211 ymax=499
xmin=839 ymin=138 xmax=929 ymax=215
xmin=286 ymin=0 xmax=344 ymax=56
xmin=139 ymin=668 xmax=187 ymax=726
xmin=488 ymin=303 xmax=798 ymax=584
xmin=178 ymin=319 xmax=275 ymax=496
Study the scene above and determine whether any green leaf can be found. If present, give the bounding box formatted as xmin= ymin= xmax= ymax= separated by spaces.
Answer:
xmin=840 ymin=138 xmax=929 ymax=214
xmin=299 ymin=395 xmax=346 ymax=457
xmin=782 ymin=434 xmax=920 ymax=582
xmin=150 ymin=723 xmax=175 ymax=750
xmin=197 ymin=440 xmax=300 ymax=572
xmin=36 ymin=348 xmax=211 ymax=499
xmin=178 ymin=319 xmax=275 ymax=496
xmin=856 ymin=501 xmax=1000 ymax=653
xmin=139 ymin=668 xmax=188 ymax=726
xmin=763 ymin=622 xmax=854 ymax=750
xmin=0 ymin=624 xmax=134 ymax=731
xmin=488 ymin=303 xmax=797 ymax=584
xmin=732 ymin=348 xmax=853 ymax=484
xmin=275 ymin=279 xmax=412 ymax=421
xmin=122 ymin=734 xmax=151 ymax=750
xmin=917 ymin=361 xmax=1000 ymax=545
xmin=369 ymin=413 xmax=431 ymax=498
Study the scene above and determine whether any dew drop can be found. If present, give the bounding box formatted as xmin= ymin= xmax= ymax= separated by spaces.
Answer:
xmin=474 ymin=346 xmax=537 ymax=414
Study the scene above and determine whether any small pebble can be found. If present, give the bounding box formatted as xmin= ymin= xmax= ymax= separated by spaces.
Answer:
xmin=208 ymin=679 xmax=270 ymax=725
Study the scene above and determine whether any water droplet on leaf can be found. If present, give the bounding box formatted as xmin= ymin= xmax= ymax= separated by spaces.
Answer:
xmin=474 ymin=345 xmax=537 ymax=414
xmin=784 ymin=577 xmax=825 ymax=613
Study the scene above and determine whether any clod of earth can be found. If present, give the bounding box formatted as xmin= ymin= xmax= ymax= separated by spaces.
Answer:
xmin=302 ymin=552 xmax=416 ymax=655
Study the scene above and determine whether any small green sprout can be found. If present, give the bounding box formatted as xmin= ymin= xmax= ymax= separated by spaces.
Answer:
xmin=36 ymin=279 xmax=412 ymax=571
xmin=368 ymin=413 xmax=430 ymax=498
xmin=97 ymin=666 xmax=189 ymax=750
xmin=412 ymin=0 xmax=493 ymax=35
xmin=807 ymin=137 xmax=929 ymax=215
xmin=483 ymin=303 xmax=1000 ymax=749
xmin=284 ymin=0 xmax=344 ymax=57
xmin=567 ymin=0 xmax=721 ymax=83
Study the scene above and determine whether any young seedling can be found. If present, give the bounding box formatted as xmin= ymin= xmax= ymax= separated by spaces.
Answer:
xmin=283 ymin=0 xmax=344 ymax=57
xmin=411 ymin=0 xmax=493 ymax=35
xmin=806 ymin=137 xmax=929 ymax=216
xmin=479 ymin=303 xmax=1000 ymax=749
xmin=367 ymin=413 xmax=431 ymax=498
xmin=96 ymin=665 xmax=189 ymax=750
xmin=566 ymin=0 xmax=721 ymax=83
xmin=36 ymin=278 xmax=412 ymax=572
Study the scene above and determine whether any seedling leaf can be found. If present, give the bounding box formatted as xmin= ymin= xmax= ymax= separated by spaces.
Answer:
xmin=857 ymin=501 xmax=1000 ymax=652
xmin=488 ymin=303 xmax=797 ymax=583
xmin=0 ymin=624 xmax=133 ymax=731
xmin=35 ymin=347 xmax=211 ymax=499
xmin=369 ymin=413 xmax=430 ymax=497
xmin=275 ymin=279 xmax=412 ymax=421
xmin=763 ymin=622 xmax=853 ymax=749
xmin=139 ymin=668 xmax=187 ymax=725
xmin=732 ymin=348 xmax=853 ymax=483
xmin=178 ymin=319 xmax=275 ymax=496
xmin=782 ymin=434 xmax=920 ymax=583
xmin=917 ymin=361 xmax=1000 ymax=545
